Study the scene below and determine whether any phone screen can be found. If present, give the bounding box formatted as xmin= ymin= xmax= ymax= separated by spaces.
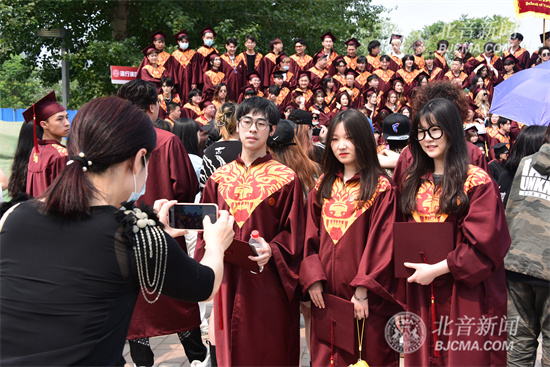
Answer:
xmin=169 ymin=204 xmax=218 ymax=230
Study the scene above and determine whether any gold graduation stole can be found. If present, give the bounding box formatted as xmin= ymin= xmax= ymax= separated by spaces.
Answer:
xmin=205 ymin=70 xmax=225 ymax=85
xmin=172 ymin=49 xmax=195 ymax=68
xmin=143 ymin=64 xmax=165 ymax=78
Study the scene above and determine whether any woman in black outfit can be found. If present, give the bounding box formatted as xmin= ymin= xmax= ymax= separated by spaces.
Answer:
xmin=0 ymin=96 xmax=234 ymax=366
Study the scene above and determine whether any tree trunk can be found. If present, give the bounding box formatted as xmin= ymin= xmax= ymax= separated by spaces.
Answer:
xmin=111 ymin=0 xmax=129 ymax=41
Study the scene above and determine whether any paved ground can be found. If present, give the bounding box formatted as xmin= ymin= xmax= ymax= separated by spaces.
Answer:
xmin=122 ymin=301 xmax=311 ymax=367
xmin=122 ymin=302 xmax=543 ymax=367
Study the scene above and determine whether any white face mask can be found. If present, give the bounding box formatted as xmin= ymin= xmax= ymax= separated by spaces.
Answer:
xmin=204 ymin=39 xmax=214 ymax=47
xmin=127 ymin=156 xmax=148 ymax=203
xmin=179 ymin=42 xmax=189 ymax=50
xmin=283 ymin=65 xmax=290 ymax=71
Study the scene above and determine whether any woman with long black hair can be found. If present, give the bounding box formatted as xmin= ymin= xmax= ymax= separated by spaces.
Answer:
xmin=301 ymin=109 xmax=402 ymax=366
xmin=398 ymin=98 xmax=510 ymax=366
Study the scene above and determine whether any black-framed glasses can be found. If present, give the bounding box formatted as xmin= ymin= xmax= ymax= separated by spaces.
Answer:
xmin=542 ymin=52 xmax=550 ymax=57
xmin=415 ymin=126 xmax=443 ymax=141
xmin=239 ymin=117 xmax=270 ymax=131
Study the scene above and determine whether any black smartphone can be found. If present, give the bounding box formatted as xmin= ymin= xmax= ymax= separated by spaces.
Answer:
xmin=169 ymin=203 xmax=218 ymax=231
xmin=312 ymin=127 xmax=321 ymax=136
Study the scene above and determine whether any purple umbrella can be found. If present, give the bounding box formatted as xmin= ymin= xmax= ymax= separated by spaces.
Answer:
xmin=490 ymin=61 xmax=550 ymax=126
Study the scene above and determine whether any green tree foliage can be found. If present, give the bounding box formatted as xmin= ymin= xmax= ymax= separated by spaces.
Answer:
xmin=0 ymin=54 xmax=57 ymax=108
xmin=403 ymin=15 xmax=517 ymax=61
xmin=0 ymin=0 xmax=387 ymax=109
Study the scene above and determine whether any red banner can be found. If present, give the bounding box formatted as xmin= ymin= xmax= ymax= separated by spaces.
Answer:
xmin=515 ymin=0 xmax=550 ymax=20
xmin=110 ymin=66 xmax=138 ymax=84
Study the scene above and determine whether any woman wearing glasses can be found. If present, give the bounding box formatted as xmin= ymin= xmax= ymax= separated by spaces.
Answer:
xmin=196 ymin=97 xmax=305 ymax=367
xmin=473 ymin=87 xmax=491 ymax=122
xmin=398 ymin=98 xmax=510 ymax=366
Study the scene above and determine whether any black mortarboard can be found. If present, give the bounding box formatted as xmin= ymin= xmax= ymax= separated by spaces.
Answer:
xmin=23 ymin=91 xmax=66 ymax=152
xmin=503 ymin=54 xmax=519 ymax=65
xmin=344 ymin=38 xmax=361 ymax=48
xmin=320 ymin=32 xmax=337 ymax=42
xmin=540 ymin=31 xmax=550 ymax=44
xmin=490 ymin=142 xmax=509 ymax=155
xmin=174 ymin=29 xmax=189 ymax=42
xmin=389 ymin=33 xmax=403 ymax=44
xmin=200 ymin=26 xmax=217 ymax=37
xmin=142 ymin=44 xmax=158 ymax=57
xmin=149 ymin=30 xmax=167 ymax=41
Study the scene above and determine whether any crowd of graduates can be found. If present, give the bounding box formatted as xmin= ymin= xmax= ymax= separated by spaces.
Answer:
xmin=0 ymin=25 xmax=549 ymax=367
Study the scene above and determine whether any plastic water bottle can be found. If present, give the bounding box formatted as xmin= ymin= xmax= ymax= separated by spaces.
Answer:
xmin=249 ymin=230 xmax=263 ymax=273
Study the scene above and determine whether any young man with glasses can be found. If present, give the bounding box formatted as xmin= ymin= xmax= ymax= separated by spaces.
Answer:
xmin=196 ymin=97 xmax=304 ymax=367
xmin=290 ymin=38 xmax=313 ymax=74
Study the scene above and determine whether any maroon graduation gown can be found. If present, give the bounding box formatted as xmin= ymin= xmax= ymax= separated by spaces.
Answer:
xmin=202 ymin=69 xmax=226 ymax=101
xmin=220 ymin=53 xmax=245 ymax=102
xmin=172 ymin=48 xmax=198 ymax=102
xmin=196 ymin=154 xmax=304 ymax=367
xmin=434 ymin=53 xmax=449 ymax=73
xmin=193 ymin=46 xmax=218 ymax=85
xmin=401 ymin=167 xmax=510 ymax=367
xmin=258 ymin=52 xmax=279 ymax=89
xmin=26 ymin=139 xmax=68 ymax=197
xmin=300 ymin=173 xmax=402 ymax=367
xmin=503 ymin=47 xmax=530 ymax=71
xmin=392 ymin=142 xmax=488 ymax=189
xmin=136 ymin=51 xmax=175 ymax=83
xmin=127 ymin=127 xmax=200 ymax=339
xmin=138 ymin=64 xmax=169 ymax=90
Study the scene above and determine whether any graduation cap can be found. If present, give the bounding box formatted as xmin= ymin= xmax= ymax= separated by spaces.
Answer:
xmin=288 ymin=109 xmax=313 ymax=125
xmin=173 ymin=29 xmax=189 ymax=41
xmin=383 ymin=113 xmax=410 ymax=140
xmin=272 ymin=70 xmax=285 ymax=79
xmin=208 ymin=52 xmax=220 ymax=63
xmin=344 ymin=38 xmax=361 ymax=48
xmin=345 ymin=69 xmax=358 ymax=78
xmin=149 ymin=30 xmax=167 ymax=41
xmin=415 ymin=70 xmax=429 ymax=82
xmin=320 ymin=31 xmax=337 ymax=42
xmin=246 ymin=70 xmax=261 ymax=82
xmin=384 ymin=88 xmax=397 ymax=98
xmin=275 ymin=52 xmax=288 ymax=65
xmin=390 ymin=75 xmax=405 ymax=86
xmin=510 ymin=32 xmax=523 ymax=41
xmin=377 ymin=105 xmax=393 ymax=116
xmin=464 ymin=123 xmax=478 ymax=134
xmin=490 ymin=142 xmax=509 ymax=156
xmin=312 ymin=51 xmax=327 ymax=64
xmin=335 ymin=90 xmax=351 ymax=101
xmin=503 ymin=54 xmax=519 ymax=65
xmin=540 ymin=31 xmax=550 ymax=44
xmin=297 ymin=70 xmax=311 ymax=81
xmin=472 ymin=87 xmax=485 ymax=97
xmin=284 ymin=103 xmax=296 ymax=111
xmin=200 ymin=26 xmax=217 ymax=37
xmin=363 ymin=88 xmax=377 ymax=99
xmin=333 ymin=55 xmax=346 ymax=66
xmin=22 ymin=91 xmax=66 ymax=153
xmin=268 ymin=119 xmax=296 ymax=148
xmin=389 ymin=33 xmax=403 ymax=44
xmin=240 ymin=85 xmax=257 ymax=95
xmin=142 ymin=44 xmax=158 ymax=57
xmin=474 ymin=140 xmax=486 ymax=151
xmin=200 ymin=100 xmax=214 ymax=110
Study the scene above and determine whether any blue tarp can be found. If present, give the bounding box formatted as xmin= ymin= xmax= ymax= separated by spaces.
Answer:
xmin=0 ymin=108 xmax=78 ymax=122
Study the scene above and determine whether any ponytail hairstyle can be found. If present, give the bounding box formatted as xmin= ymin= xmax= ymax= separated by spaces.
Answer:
xmin=400 ymin=98 xmax=470 ymax=216
xmin=317 ymin=109 xmax=385 ymax=208
xmin=215 ymin=102 xmax=237 ymax=140
xmin=42 ymin=96 xmax=156 ymax=217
